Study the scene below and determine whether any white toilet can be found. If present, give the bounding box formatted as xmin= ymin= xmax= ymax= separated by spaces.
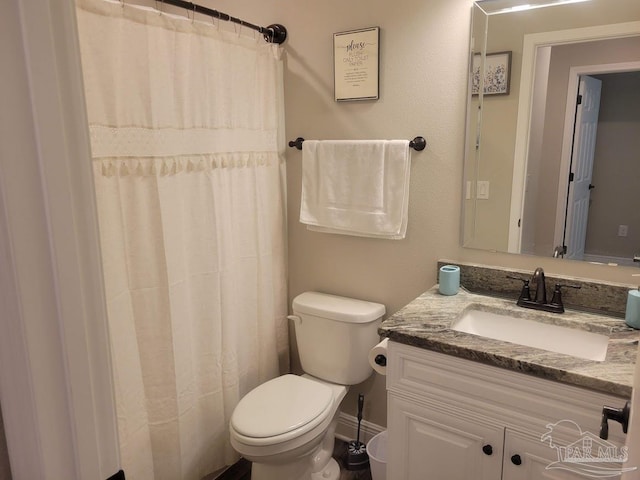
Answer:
xmin=229 ymin=291 xmax=385 ymax=480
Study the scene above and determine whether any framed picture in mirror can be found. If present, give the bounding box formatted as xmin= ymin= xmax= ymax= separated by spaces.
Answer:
xmin=472 ymin=51 xmax=512 ymax=96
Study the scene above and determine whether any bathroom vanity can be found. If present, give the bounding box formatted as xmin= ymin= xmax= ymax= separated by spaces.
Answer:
xmin=380 ymin=286 xmax=639 ymax=480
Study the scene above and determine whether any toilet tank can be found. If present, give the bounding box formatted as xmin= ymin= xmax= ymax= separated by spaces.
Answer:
xmin=291 ymin=292 xmax=385 ymax=385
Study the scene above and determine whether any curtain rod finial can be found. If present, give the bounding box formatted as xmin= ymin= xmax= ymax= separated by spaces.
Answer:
xmin=266 ymin=24 xmax=287 ymax=44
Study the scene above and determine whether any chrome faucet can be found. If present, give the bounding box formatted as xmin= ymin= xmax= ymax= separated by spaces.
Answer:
xmin=531 ymin=267 xmax=547 ymax=304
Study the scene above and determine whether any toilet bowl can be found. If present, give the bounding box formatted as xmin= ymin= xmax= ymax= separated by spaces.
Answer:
xmin=230 ymin=374 xmax=347 ymax=480
xmin=229 ymin=292 xmax=385 ymax=480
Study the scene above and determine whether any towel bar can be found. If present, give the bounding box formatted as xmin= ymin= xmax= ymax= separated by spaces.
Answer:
xmin=288 ymin=136 xmax=427 ymax=152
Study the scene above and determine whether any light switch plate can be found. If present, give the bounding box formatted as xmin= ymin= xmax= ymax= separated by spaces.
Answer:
xmin=477 ymin=181 xmax=490 ymax=200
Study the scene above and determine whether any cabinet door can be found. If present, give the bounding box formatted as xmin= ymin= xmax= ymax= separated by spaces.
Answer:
xmin=503 ymin=429 xmax=618 ymax=480
xmin=388 ymin=394 xmax=504 ymax=480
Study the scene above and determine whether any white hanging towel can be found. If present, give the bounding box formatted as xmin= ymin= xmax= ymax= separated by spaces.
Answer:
xmin=300 ymin=140 xmax=411 ymax=239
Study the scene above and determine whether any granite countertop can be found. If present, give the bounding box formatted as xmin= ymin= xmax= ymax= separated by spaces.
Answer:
xmin=379 ymin=287 xmax=640 ymax=398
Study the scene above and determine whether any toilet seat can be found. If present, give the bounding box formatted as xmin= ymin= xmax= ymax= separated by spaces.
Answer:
xmin=230 ymin=375 xmax=334 ymax=446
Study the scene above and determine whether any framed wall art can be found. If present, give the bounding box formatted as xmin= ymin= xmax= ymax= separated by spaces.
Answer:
xmin=472 ymin=51 xmax=512 ymax=96
xmin=333 ymin=27 xmax=380 ymax=102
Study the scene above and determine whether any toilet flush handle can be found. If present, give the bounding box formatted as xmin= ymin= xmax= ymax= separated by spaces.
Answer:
xmin=287 ymin=315 xmax=301 ymax=325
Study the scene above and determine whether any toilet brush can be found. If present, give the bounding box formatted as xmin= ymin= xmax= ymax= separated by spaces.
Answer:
xmin=346 ymin=393 xmax=369 ymax=470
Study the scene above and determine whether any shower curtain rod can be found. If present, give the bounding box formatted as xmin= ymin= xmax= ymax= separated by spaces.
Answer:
xmin=157 ymin=0 xmax=287 ymax=44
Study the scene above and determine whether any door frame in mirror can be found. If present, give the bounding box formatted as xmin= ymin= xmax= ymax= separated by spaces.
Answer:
xmin=508 ymin=20 xmax=640 ymax=253
xmin=554 ymin=60 xmax=640 ymax=257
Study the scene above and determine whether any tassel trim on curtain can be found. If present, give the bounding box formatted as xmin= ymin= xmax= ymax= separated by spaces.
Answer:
xmin=96 ymin=152 xmax=283 ymax=177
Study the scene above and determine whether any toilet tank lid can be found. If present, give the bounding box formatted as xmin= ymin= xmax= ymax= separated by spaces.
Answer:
xmin=292 ymin=292 xmax=385 ymax=323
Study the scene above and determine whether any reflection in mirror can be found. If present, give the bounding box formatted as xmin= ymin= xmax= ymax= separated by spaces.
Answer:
xmin=463 ymin=0 xmax=640 ymax=266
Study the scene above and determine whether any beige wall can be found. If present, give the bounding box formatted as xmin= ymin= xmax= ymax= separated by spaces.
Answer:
xmin=203 ymin=0 xmax=472 ymax=425
xmin=1 ymin=1 xmax=637 ymax=476
xmin=207 ymin=0 xmax=640 ymax=428
xmin=115 ymin=0 xmax=640 ymax=429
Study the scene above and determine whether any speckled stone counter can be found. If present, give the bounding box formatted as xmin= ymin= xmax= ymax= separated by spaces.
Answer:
xmin=379 ymin=287 xmax=640 ymax=398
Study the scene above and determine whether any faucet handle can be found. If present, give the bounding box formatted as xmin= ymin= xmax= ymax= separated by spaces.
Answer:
xmin=549 ymin=283 xmax=581 ymax=312
xmin=506 ymin=275 xmax=531 ymax=302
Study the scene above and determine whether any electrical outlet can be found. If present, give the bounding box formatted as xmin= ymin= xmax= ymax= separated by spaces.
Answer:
xmin=618 ymin=225 xmax=629 ymax=237
xmin=477 ymin=181 xmax=490 ymax=200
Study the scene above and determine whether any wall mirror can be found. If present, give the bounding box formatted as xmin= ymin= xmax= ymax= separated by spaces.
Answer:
xmin=463 ymin=0 xmax=640 ymax=266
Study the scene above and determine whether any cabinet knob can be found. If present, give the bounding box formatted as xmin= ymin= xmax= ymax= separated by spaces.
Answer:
xmin=482 ymin=444 xmax=493 ymax=455
xmin=511 ymin=454 xmax=522 ymax=466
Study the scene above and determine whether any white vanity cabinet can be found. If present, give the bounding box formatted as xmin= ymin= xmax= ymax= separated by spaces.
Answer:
xmin=501 ymin=430 xmax=587 ymax=480
xmin=388 ymin=394 xmax=504 ymax=479
xmin=386 ymin=341 xmax=628 ymax=480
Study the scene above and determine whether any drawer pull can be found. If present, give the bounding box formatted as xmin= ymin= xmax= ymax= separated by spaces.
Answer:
xmin=482 ymin=444 xmax=493 ymax=455
xmin=511 ymin=454 xmax=522 ymax=466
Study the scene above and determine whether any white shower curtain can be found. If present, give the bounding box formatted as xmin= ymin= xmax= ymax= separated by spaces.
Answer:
xmin=76 ymin=1 xmax=288 ymax=478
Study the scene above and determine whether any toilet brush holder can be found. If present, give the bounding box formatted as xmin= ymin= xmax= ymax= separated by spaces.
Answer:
xmin=346 ymin=394 xmax=370 ymax=471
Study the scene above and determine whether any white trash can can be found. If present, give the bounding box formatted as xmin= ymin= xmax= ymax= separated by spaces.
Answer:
xmin=367 ymin=431 xmax=387 ymax=480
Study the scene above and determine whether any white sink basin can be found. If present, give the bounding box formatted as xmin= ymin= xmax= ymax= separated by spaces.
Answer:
xmin=451 ymin=309 xmax=609 ymax=361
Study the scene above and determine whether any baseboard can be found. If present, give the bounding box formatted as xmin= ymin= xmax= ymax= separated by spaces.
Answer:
xmin=334 ymin=412 xmax=385 ymax=444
